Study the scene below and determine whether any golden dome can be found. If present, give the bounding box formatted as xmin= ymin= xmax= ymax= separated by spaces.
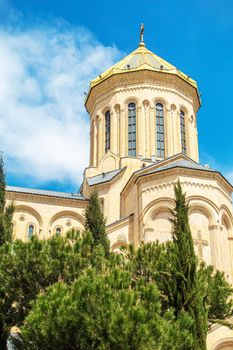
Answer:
xmin=89 ymin=43 xmax=198 ymax=90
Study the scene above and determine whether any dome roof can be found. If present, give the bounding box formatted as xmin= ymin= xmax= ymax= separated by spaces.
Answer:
xmin=89 ymin=43 xmax=198 ymax=90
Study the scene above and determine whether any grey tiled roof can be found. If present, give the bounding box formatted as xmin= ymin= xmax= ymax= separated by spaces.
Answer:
xmin=145 ymin=159 xmax=215 ymax=175
xmin=6 ymin=186 xmax=86 ymax=200
xmin=87 ymin=169 xmax=122 ymax=186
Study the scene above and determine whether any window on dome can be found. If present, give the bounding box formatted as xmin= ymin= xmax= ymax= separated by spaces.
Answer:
xmin=28 ymin=224 xmax=34 ymax=240
xmin=105 ymin=110 xmax=111 ymax=153
xmin=180 ymin=110 xmax=186 ymax=154
xmin=55 ymin=227 xmax=62 ymax=236
xmin=128 ymin=103 xmax=136 ymax=157
xmin=156 ymin=103 xmax=165 ymax=158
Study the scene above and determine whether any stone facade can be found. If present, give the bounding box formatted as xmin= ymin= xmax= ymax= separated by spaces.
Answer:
xmin=6 ymin=41 xmax=233 ymax=349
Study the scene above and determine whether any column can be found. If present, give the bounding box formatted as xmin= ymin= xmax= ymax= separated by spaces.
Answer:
xmin=115 ymin=105 xmax=120 ymax=155
xmin=93 ymin=120 xmax=97 ymax=166
xmin=150 ymin=106 xmax=155 ymax=159
xmin=143 ymin=101 xmax=150 ymax=159
xmin=98 ymin=116 xmax=103 ymax=163
xmin=209 ymin=224 xmax=221 ymax=272
xmin=176 ymin=110 xmax=182 ymax=154
xmin=165 ymin=107 xmax=173 ymax=157
xmin=228 ymin=236 xmax=233 ymax=283
xmin=120 ymin=108 xmax=125 ymax=157
xmin=137 ymin=105 xmax=143 ymax=157
xmin=170 ymin=105 xmax=176 ymax=156
xmin=90 ymin=121 xmax=94 ymax=166
xmin=111 ymin=110 xmax=117 ymax=154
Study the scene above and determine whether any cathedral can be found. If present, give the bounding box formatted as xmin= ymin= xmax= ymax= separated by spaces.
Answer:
xmin=6 ymin=29 xmax=233 ymax=348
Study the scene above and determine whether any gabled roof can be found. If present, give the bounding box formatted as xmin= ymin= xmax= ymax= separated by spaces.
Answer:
xmin=145 ymin=158 xmax=215 ymax=176
xmin=121 ymin=154 xmax=233 ymax=195
xmin=89 ymin=44 xmax=198 ymax=90
xmin=6 ymin=186 xmax=87 ymax=201
xmin=86 ymin=168 xmax=123 ymax=186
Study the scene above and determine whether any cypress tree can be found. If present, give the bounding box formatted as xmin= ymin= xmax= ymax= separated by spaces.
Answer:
xmin=85 ymin=191 xmax=109 ymax=256
xmin=171 ymin=180 xmax=207 ymax=349
xmin=0 ymin=155 xmax=14 ymax=246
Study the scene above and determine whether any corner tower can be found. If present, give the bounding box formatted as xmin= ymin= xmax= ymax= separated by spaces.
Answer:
xmin=85 ymin=26 xmax=201 ymax=179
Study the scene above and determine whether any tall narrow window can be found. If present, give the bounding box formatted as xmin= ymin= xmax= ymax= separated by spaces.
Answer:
xmin=55 ymin=227 xmax=62 ymax=236
xmin=128 ymin=103 xmax=136 ymax=156
xmin=28 ymin=224 xmax=34 ymax=240
xmin=105 ymin=110 xmax=110 ymax=153
xmin=156 ymin=103 xmax=165 ymax=158
xmin=180 ymin=110 xmax=186 ymax=154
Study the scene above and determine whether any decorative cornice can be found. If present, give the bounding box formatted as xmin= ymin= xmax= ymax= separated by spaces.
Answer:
xmin=140 ymin=179 xmax=231 ymax=202
xmin=91 ymin=85 xmax=194 ymax=116
xmin=86 ymin=71 xmax=199 ymax=115
xmin=107 ymin=214 xmax=134 ymax=234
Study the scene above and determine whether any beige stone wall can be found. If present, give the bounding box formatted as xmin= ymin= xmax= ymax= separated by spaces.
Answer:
xmin=120 ymin=167 xmax=233 ymax=283
xmin=85 ymin=71 xmax=199 ymax=179
xmin=7 ymin=193 xmax=87 ymax=241
xmin=207 ymin=324 xmax=233 ymax=349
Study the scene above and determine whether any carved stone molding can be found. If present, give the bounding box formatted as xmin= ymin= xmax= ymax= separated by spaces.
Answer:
xmin=19 ymin=214 xmax=25 ymax=221
xmin=141 ymin=179 xmax=231 ymax=202
xmin=86 ymin=71 xmax=197 ymax=115
xmin=66 ymin=219 xmax=72 ymax=227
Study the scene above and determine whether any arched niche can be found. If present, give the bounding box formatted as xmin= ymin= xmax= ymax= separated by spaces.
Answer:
xmin=49 ymin=210 xmax=85 ymax=236
xmin=111 ymin=241 xmax=128 ymax=253
xmin=143 ymin=207 xmax=173 ymax=244
xmin=14 ymin=205 xmax=43 ymax=241
xmin=210 ymin=338 xmax=233 ymax=350
xmin=219 ymin=213 xmax=232 ymax=281
xmin=189 ymin=205 xmax=212 ymax=265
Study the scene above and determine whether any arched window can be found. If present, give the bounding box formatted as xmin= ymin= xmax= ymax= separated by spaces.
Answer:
xmin=128 ymin=103 xmax=136 ymax=156
xmin=180 ymin=110 xmax=186 ymax=154
xmin=105 ymin=110 xmax=110 ymax=153
xmin=28 ymin=224 xmax=34 ymax=240
xmin=156 ymin=103 xmax=165 ymax=158
xmin=55 ymin=227 xmax=62 ymax=236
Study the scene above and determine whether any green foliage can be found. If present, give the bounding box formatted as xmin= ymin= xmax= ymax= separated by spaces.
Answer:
xmin=0 ymin=156 xmax=14 ymax=246
xmin=85 ymin=191 xmax=110 ymax=256
xmin=0 ymin=232 xmax=107 ymax=348
xmin=21 ymin=269 xmax=194 ymax=350
xmin=1 ymin=181 xmax=233 ymax=349
xmin=198 ymin=263 xmax=233 ymax=325
xmin=169 ymin=181 xmax=208 ymax=349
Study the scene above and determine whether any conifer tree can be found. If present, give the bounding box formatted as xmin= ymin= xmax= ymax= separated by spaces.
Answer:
xmin=171 ymin=180 xmax=207 ymax=349
xmin=85 ymin=191 xmax=109 ymax=255
xmin=0 ymin=155 xmax=14 ymax=245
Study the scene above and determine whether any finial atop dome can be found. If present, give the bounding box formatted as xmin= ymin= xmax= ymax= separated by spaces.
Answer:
xmin=139 ymin=23 xmax=145 ymax=47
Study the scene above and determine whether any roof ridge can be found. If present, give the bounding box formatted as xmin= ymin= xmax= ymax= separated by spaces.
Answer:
xmin=6 ymin=186 xmax=86 ymax=200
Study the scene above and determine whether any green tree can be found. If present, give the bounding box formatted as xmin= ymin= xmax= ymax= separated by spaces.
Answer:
xmin=0 ymin=155 xmax=14 ymax=245
xmin=166 ymin=181 xmax=207 ymax=349
xmin=20 ymin=269 xmax=194 ymax=350
xmin=198 ymin=263 xmax=233 ymax=328
xmin=85 ymin=191 xmax=109 ymax=256
xmin=0 ymin=231 xmax=106 ymax=349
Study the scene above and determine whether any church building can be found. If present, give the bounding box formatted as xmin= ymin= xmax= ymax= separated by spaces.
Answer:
xmin=6 ymin=28 xmax=233 ymax=348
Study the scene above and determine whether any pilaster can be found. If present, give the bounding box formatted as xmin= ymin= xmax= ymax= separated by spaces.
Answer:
xmin=115 ymin=105 xmax=120 ymax=156
xmin=120 ymin=108 xmax=125 ymax=156
xmin=165 ymin=106 xmax=173 ymax=157
xmin=110 ymin=110 xmax=117 ymax=154
xmin=137 ymin=105 xmax=143 ymax=157
xmin=150 ymin=106 xmax=155 ymax=158
xmin=97 ymin=116 xmax=103 ymax=163
xmin=209 ymin=224 xmax=222 ymax=271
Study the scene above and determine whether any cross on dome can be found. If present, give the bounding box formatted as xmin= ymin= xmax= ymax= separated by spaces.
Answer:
xmin=139 ymin=23 xmax=145 ymax=47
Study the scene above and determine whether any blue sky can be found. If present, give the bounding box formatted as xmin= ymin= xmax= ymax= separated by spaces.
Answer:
xmin=1 ymin=0 xmax=233 ymax=192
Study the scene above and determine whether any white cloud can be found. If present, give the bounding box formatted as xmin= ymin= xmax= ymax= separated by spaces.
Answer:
xmin=0 ymin=21 xmax=122 ymax=187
